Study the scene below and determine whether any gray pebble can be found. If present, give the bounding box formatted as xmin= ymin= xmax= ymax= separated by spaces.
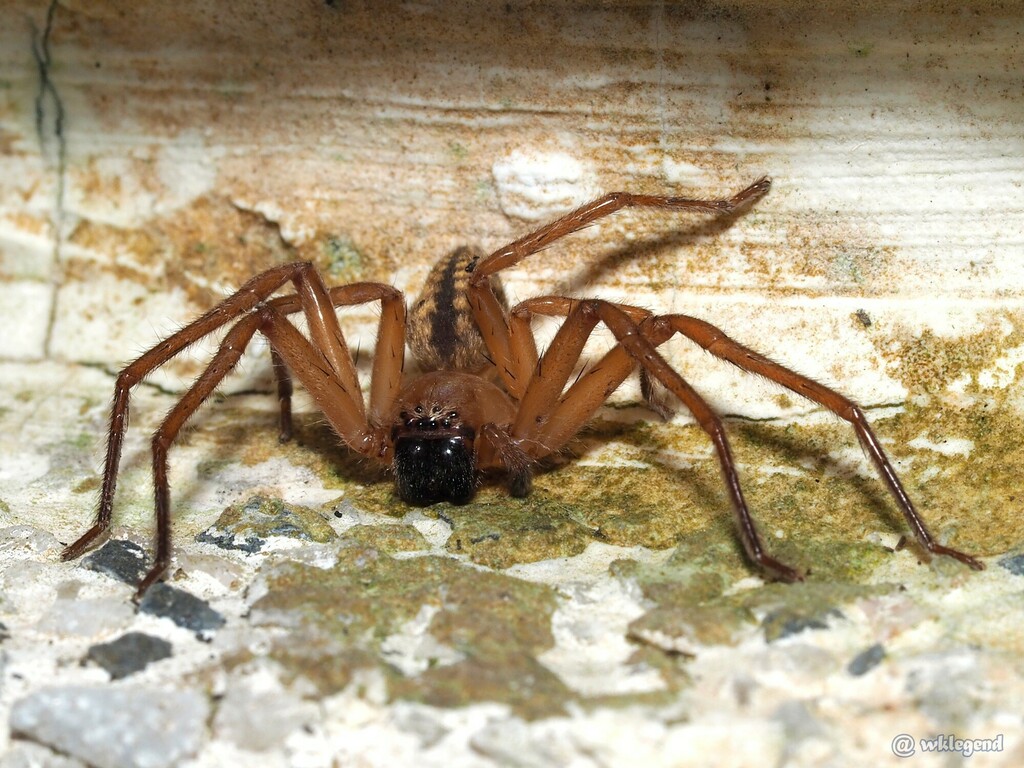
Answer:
xmin=137 ymin=584 xmax=225 ymax=640
xmin=194 ymin=528 xmax=264 ymax=554
xmin=997 ymin=553 xmax=1024 ymax=576
xmin=847 ymin=643 xmax=886 ymax=676
xmin=9 ymin=685 xmax=209 ymax=768
xmin=85 ymin=633 xmax=173 ymax=680
xmin=81 ymin=541 xmax=151 ymax=585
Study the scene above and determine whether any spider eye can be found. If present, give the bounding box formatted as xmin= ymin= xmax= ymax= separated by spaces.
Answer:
xmin=393 ymin=436 xmax=475 ymax=506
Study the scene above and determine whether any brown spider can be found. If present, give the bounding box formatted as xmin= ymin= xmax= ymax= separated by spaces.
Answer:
xmin=61 ymin=177 xmax=983 ymax=596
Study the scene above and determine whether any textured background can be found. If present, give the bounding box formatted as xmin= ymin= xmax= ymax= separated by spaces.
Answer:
xmin=0 ymin=1 xmax=1022 ymax=766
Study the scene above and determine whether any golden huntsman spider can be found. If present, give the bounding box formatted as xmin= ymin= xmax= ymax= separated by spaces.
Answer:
xmin=62 ymin=176 xmax=983 ymax=596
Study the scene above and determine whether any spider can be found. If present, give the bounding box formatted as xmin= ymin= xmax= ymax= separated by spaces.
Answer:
xmin=61 ymin=176 xmax=983 ymax=596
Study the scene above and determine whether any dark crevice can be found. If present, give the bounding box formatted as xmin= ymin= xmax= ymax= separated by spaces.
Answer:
xmin=228 ymin=200 xmax=298 ymax=255
xmin=719 ymin=401 xmax=909 ymax=424
xmin=82 ymin=362 xmax=277 ymax=401
xmin=82 ymin=363 xmax=183 ymax=399
xmin=31 ymin=0 xmax=67 ymax=358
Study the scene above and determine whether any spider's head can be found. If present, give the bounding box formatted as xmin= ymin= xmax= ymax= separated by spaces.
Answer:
xmin=391 ymin=408 xmax=476 ymax=506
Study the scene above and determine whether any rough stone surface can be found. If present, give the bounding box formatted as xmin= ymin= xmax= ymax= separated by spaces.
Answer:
xmin=196 ymin=494 xmax=338 ymax=554
xmin=338 ymin=523 xmax=431 ymax=554
xmin=212 ymin=668 xmax=319 ymax=752
xmin=9 ymin=686 xmax=209 ymax=768
xmin=0 ymin=742 xmax=88 ymax=768
xmin=1 ymin=1 xmax=1023 ymax=765
xmin=249 ymin=548 xmax=570 ymax=719
xmin=35 ymin=597 xmax=134 ymax=638
xmin=762 ymin=607 xmax=844 ymax=643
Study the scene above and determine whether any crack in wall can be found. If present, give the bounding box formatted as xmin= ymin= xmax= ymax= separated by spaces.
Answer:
xmin=720 ymin=401 xmax=908 ymax=424
xmin=84 ymin=362 xmax=278 ymax=401
xmin=31 ymin=0 xmax=67 ymax=360
xmin=229 ymin=199 xmax=299 ymax=254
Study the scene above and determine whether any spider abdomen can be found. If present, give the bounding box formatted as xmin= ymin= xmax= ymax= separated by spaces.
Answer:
xmin=408 ymin=245 xmax=508 ymax=372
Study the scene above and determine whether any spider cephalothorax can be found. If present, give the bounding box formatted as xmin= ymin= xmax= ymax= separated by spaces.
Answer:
xmin=389 ymin=371 xmax=517 ymax=506
xmin=390 ymin=383 xmax=480 ymax=506
xmin=62 ymin=176 xmax=984 ymax=597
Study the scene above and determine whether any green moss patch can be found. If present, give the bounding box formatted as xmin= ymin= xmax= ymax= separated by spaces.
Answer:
xmin=441 ymin=490 xmax=593 ymax=568
xmin=339 ymin=523 xmax=430 ymax=554
xmin=249 ymin=548 xmax=569 ymax=718
xmin=620 ymin=534 xmax=894 ymax=653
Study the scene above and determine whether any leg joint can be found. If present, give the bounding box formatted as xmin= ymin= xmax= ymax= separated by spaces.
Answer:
xmin=576 ymin=299 xmax=605 ymax=322
xmin=115 ymin=369 xmax=138 ymax=392
xmin=151 ymin=431 xmax=171 ymax=454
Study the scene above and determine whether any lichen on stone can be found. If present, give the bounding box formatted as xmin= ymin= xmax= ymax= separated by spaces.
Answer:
xmin=248 ymin=546 xmax=569 ymax=718
xmin=338 ymin=523 xmax=430 ymax=554
xmin=617 ymin=525 xmax=897 ymax=655
xmin=440 ymin=489 xmax=593 ymax=568
xmin=197 ymin=495 xmax=337 ymax=554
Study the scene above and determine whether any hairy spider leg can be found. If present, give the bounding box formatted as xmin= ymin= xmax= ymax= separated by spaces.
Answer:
xmin=61 ymin=262 xmax=405 ymax=596
xmin=641 ymin=314 xmax=984 ymax=571
xmin=506 ymin=296 xmax=802 ymax=582
xmin=255 ymin=293 xmax=404 ymax=462
xmin=140 ymin=313 xmax=264 ymax=594
xmin=62 ymin=262 xmax=318 ymax=568
xmin=143 ymin=284 xmax=404 ymax=595
xmin=467 ymin=177 xmax=771 ymax=398
xmin=265 ymin=282 xmax=406 ymax=430
xmin=507 ymin=295 xmax=671 ymax=421
xmin=504 ymin=295 xmax=983 ymax=576
xmin=505 ymin=296 xmax=649 ymax=448
xmin=269 ymin=347 xmax=294 ymax=441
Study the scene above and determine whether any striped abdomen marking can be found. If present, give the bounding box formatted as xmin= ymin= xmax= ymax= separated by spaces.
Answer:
xmin=409 ymin=246 xmax=507 ymax=372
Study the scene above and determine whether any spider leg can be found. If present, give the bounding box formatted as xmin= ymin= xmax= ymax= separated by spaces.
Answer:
xmin=244 ymin=281 xmax=407 ymax=442
xmin=63 ymin=263 xmax=405 ymax=598
xmin=479 ymin=422 xmax=534 ymax=497
xmin=510 ymin=296 xmax=801 ymax=582
xmin=140 ymin=313 xmax=264 ymax=596
xmin=639 ymin=367 xmax=675 ymax=421
xmin=269 ymin=347 xmax=294 ymax=442
xmin=472 ymin=177 xmax=770 ymax=282
xmin=62 ymin=262 xmax=320 ymax=564
xmin=641 ymin=314 xmax=985 ymax=571
xmin=467 ymin=178 xmax=770 ymax=395
xmin=507 ymin=296 xmax=652 ymax=447
xmin=265 ymin=282 xmax=406 ymax=428
xmin=140 ymin=287 xmax=401 ymax=596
